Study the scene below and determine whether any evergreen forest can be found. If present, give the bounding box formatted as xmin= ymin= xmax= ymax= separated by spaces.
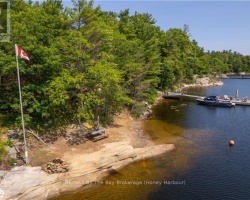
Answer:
xmin=1 ymin=0 xmax=250 ymax=132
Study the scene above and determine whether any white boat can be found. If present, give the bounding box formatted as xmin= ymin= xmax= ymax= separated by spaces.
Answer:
xmin=232 ymin=98 xmax=250 ymax=106
xmin=197 ymin=95 xmax=235 ymax=107
xmin=218 ymin=95 xmax=250 ymax=106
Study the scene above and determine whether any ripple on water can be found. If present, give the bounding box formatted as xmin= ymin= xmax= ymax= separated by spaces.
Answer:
xmin=54 ymin=80 xmax=250 ymax=200
xmin=55 ymin=119 xmax=203 ymax=200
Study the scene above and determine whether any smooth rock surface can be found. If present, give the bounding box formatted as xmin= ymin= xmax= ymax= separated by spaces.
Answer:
xmin=0 ymin=142 xmax=175 ymax=200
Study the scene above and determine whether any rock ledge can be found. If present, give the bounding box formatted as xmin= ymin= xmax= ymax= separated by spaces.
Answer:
xmin=0 ymin=142 xmax=174 ymax=200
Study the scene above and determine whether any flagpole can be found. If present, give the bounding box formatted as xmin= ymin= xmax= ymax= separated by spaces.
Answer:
xmin=15 ymin=44 xmax=29 ymax=164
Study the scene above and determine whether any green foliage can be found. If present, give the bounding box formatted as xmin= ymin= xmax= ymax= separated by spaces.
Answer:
xmin=19 ymin=134 xmax=24 ymax=141
xmin=5 ymin=138 xmax=14 ymax=147
xmin=0 ymin=140 xmax=6 ymax=163
xmin=0 ymin=129 xmax=7 ymax=163
xmin=8 ymin=158 xmax=17 ymax=166
xmin=0 ymin=0 xmax=249 ymax=133
xmin=130 ymin=101 xmax=147 ymax=119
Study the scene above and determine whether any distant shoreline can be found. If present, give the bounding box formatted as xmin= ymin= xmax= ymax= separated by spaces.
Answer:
xmin=0 ymin=77 xmax=222 ymax=199
xmin=182 ymin=77 xmax=223 ymax=90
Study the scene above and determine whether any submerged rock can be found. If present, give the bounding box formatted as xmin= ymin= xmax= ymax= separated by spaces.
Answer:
xmin=0 ymin=142 xmax=175 ymax=200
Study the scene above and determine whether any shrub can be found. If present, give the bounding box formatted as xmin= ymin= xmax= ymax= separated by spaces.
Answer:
xmin=5 ymin=138 xmax=14 ymax=147
xmin=0 ymin=140 xmax=6 ymax=163
xmin=8 ymin=158 xmax=17 ymax=166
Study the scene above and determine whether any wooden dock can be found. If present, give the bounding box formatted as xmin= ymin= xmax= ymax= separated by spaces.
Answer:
xmin=162 ymin=92 xmax=250 ymax=106
xmin=182 ymin=94 xmax=205 ymax=98
xmin=162 ymin=92 xmax=182 ymax=99
xmin=222 ymin=75 xmax=250 ymax=79
xmin=231 ymin=99 xmax=250 ymax=106
xmin=162 ymin=92 xmax=204 ymax=99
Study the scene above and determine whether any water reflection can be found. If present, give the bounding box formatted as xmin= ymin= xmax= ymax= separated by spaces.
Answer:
xmin=55 ymin=79 xmax=250 ymax=200
xmin=56 ymin=99 xmax=207 ymax=200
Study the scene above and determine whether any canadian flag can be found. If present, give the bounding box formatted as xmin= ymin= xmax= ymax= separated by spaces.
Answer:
xmin=15 ymin=44 xmax=30 ymax=62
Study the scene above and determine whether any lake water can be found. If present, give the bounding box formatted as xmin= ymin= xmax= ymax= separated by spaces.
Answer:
xmin=56 ymin=79 xmax=250 ymax=200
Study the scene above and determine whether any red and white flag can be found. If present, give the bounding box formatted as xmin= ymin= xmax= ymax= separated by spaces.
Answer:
xmin=15 ymin=44 xmax=30 ymax=62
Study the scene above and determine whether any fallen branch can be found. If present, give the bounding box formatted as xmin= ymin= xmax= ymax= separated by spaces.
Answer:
xmin=27 ymin=129 xmax=48 ymax=146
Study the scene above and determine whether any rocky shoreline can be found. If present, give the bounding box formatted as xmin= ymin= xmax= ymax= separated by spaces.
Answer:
xmin=0 ymin=76 xmax=221 ymax=200
xmin=0 ymin=110 xmax=175 ymax=200
xmin=0 ymin=142 xmax=174 ymax=200
xmin=168 ymin=77 xmax=222 ymax=96
xmin=182 ymin=77 xmax=223 ymax=89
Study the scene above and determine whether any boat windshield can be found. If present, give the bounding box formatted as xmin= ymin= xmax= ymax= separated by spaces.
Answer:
xmin=205 ymin=96 xmax=217 ymax=101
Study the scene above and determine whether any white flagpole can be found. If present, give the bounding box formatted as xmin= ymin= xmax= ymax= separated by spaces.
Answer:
xmin=15 ymin=44 xmax=29 ymax=164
